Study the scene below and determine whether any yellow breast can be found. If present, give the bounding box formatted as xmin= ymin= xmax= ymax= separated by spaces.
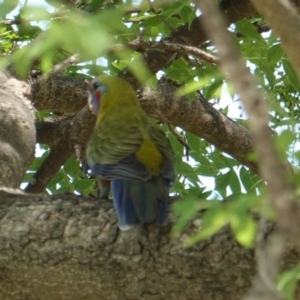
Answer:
xmin=136 ymin=134 xmax=162 ymax=176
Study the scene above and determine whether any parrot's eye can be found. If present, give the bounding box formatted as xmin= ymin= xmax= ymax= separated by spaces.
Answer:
xmin=92 ymin=81 xmax=100 ymax=90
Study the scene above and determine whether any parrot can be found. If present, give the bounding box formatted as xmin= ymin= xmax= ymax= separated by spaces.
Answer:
xmin=86 ymin=75 xmax=175 ymax=230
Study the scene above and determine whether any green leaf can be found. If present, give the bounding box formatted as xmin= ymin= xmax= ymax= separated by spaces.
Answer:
xmin=239 ymin=167 xmax=261 ymax=192
xmin=215 ymin=171 xmax=231 ymax=196
xmin=74 ymin=179 xmax=95 ymax=191
xmin=278 ymin=263 xmax=300 ymax=300
xmin=176 ymin=77 xmax=212 ymax=97
xmin=230 ymin=215 xmax=256 ymax=248
xmin=48 ymin=169 xmax=68 ymax=187
xmin=204 ymin=78 xmax=223 ymax=99
xmin=235 ymin=19 xmax=264 ymax=41
xmin=63 ymin=155 xmax=81 ymax=177
xmin=185 ymin=132 xmax=201 ymax=152
xmin=28 ymin=149 xmax=50 ymax=170
xmin=194 ymin=155 xmax=217 ymax=177
xmin=171 ymin=196 xmax=201 ymax=236
xmin=178 ymin=161 xmax=199 ymax=183
xmin=229 ymin=169 xmax=242 ymax=194
xmin=0 ymin=0 xmax=19 ymax=18
xmin=282 ymin=59 xmax=300 ymax=90
xmin=275 ymin=130 xmax=296 ymax=160
xmin=185 ymin=206 xmax=229 ymax=247
xmin=165 ymin=58 xmax=190 ymax=82
xmin=161 ymin=1 xmax=186 ymax=19
xmin=267 ymin=43 xmax=284 ymax=64
xmin=116 ymin=51 xmax=153 ymax=86
xmin=179 ymin=5 xmax=193 ymax=24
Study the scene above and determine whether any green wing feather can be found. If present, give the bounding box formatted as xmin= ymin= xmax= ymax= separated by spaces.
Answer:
xmin=87 ymin=107 xmax=145 ymax=166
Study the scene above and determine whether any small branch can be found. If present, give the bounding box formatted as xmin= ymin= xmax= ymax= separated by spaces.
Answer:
xmin=27 ymin=106 xmax=96 ymax=193
xmin=154 ymin=108 xmax=190 ymax=160
xmin=36 ymin=121 xmax=69 ymax=147
xmin=47 ymin=54 xmax=79 ymax=77
xmin=156 ymin=42 xmax=218 ymax=65
xmin=25 ymin=143 xmax=72 ymax=193
xmin=246 ymin=213 xmax=285 ymax=300
xmin=121 ymin=40 xmax=219 ymax=65
xmin=0 ymin=19 xmax=22 ymax=25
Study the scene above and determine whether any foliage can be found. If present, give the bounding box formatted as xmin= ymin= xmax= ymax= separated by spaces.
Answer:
xmin=0 ymin=1 xmax=300 ymax=297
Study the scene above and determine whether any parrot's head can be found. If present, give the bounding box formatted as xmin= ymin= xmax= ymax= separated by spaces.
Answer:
xmin=87 ymin=77 xmax=108 ymax=114
xmin=87 ymin=75 xmax=139 ymax=115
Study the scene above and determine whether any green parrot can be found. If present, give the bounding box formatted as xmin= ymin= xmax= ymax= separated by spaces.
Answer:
xmin=86 ymin=75 xmax=175 ymax=230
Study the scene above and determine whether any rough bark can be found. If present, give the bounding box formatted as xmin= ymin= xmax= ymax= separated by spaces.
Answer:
xmin=0 ymin=190 xmax=298 ymax=300
xmin=0 ymin=72 xmax=36 ymax=187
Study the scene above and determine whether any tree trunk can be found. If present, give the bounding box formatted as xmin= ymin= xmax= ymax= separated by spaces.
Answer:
xmin=0 ymin=72 xmax=35 ymax=188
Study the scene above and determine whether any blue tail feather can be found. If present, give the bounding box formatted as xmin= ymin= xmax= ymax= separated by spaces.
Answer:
xmin=111 ymin=177 xmax=170 ymax=230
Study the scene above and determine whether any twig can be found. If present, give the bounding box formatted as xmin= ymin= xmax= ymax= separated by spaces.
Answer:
xmin=48 ymin=54 xmax=79 ymax=77
xmin=155 ymin=108 xmax=190 ymax=160
xmin=0 ymin=19 xmax=22 ymax=25
xmin=245 ymin=223 xmax=285 ymax=300
xmin=25 ymin=143 xmax=72 ymax=193
xmin=116 ymin=40 xmax=219 ymax=65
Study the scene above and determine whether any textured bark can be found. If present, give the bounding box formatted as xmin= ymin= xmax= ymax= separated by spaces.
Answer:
xmin=0 ymin=72 xmax=36 ymax=188
xmin=0 ymin=190 xmax=298 ymax=300
xmin=140 ymin=80 xmax=257 ymax=172
xmin=31 ymin=76 xmax=88 ymax=113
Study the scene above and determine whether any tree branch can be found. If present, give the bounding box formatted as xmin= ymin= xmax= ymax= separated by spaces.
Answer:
xmin=0 ymin=72 xmax=36 ymax=188
xmin=124 ymin=40 xmax=218 ymax=65
xmin=140 ymin=79 xmax=257 ymax=172
xmin=195 ymin=0 xmax=300 ymax=298
xmin=30 ymin=76 xmax=87 ymax=113
xmin=0 ymin=190 xmax=298 ymax=300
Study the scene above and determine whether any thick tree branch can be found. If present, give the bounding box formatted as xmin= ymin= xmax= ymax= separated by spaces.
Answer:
xmin=0 ymin=190 xmax=299 ymax=300
xmin=140 ymin=80 xmax=257 ymax=172
xmin=24 ymin=143 xmax=72 ymax=193
xmin=0 ymin=71 xmax=36 ymax=188
xmin=27 ymin=107 xmax=96 ymax=193
xmin=36 ymin=121 xmax=70 ymax=147
xmin=30 ymin=76 xmax=88 ymax=113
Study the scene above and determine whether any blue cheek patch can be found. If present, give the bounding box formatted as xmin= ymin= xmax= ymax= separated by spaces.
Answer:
xmin=93 ymin=92 xmax=100 ymax=112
